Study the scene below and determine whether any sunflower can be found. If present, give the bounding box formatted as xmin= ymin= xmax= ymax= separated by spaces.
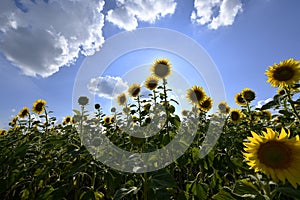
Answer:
xmin=145 ymin=76 xmax=159 ymax=90
xmin=266 ymin=58 xmax=300 ymax=87
xmin=151 ymin=58 xmax=172 ymax=79
xmin=95 ymin=103 xmax=101 ymax=110
xmin=235 ymin=93 xmax=247 ymax=106
xmin=218 ymin=101 xmax=230 ymax=114
xmin=78 ymin=96 xmax=89 ymax=106
xmin=110 ymin=116 xmax=115 ymax=123
xmin=32 ymin=99 xmax=46 ymax=114
xmin=277 ymin=88 xmax=286 ymax=96
xmin=243 ymin=128 xmax=300 ymax=188
xmin=241 ymin=88 xmax=256 ymax=102
xmin=63 ymin=116 xmax=72 ymax=124
xmin=199 ymin=97 xmax=213 ymax=112
xmin=122 ymin=106 xmax=130 ymax=114
xmin=19 ymin=107 xmax=30 ymax=118
xmin=229 ymin=108 xmax=243 ymax=123
xmin=128 ymin=83 xmax=141 ymax=97
xmin=186 ymin=86 xmax=207 ymax=106
xmin=0 ymin=129 xmax=7 ymax=135
xmin=261 ymin=110 xmax=272 ymax=121
xmin=103 ymin=116 xmax=110 ymax=124
xmin=181 ymin=110 xmax=189 ymax=116
xmin=117 ymin=93 xmax=127 ymax=106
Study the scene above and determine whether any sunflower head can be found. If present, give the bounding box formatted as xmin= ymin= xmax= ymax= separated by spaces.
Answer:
xmin=19 ymin=107 xmax=30 ymax=118
xmin=186 ymin=86 xmax=207 ymax=106
xmin=32 ymin=99 xmax=47 ymax=114
xmin=63 ymin=116 xmax=72 ymax=124
xmin=145 ymin=76 xmax=159 ymax=90
xmin=122 ymin=106 xmax=130 ymax=114
xmin=128 ymin=83 xmax=141 ymax=97
xmin=266 ymin=58 xmax=300 ymax=87
xmin=78 ymin=96 xmax=89 ymax=106
xmin=235 ymin=93 xmax=247 ymax=106
xmin=151 ymin=58 xmax=172 ymax=79
xmin=261 ymin=110 xmax=272 ymax=121
xmin=199 ymin=97 xmax=213 ymax=112
xmin=110 ymin=116 xmax=115 ymax=123
xmin=117 ymin=93 xmax=127 ymax=106
xmin=103 ymin=116 xmax=110 ymax=124
xmin=277 ymin=88 xmax=286 ymax=96
xmin=241 ymin=88 xmax=256 ymax=102
xmin=243 ymin=128 xmax=300 ymax=188
xmin=0 ymin=129 xmax=7 ymax=135
xmin=95 ymin=104 xmax=101 ymax=110
xmin=218 ymin=101 xmax=230 ymax=114
xmin=229 ymin=108 xmax=243 ymax=123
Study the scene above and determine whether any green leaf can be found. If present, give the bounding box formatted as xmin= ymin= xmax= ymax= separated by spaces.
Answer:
xmin=191 ymin=182 xmax=208 ymax=199
xmin=114 ymin=187 xmax=139 ymax=200
xmin=148 ymin=170 xmax=176 ymax=190
xmin=212 ymin=189 xmax=236 ymax=200
xmin=276 ymin=187 xmax=300 ymax=199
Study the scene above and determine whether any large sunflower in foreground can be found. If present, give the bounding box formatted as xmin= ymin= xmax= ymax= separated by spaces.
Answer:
xmin=186 ymin=86 xmax=207 ymax=106
xmin=32 ymin=99 xmax=47 ymax=114
xmin=151 ymin=58 xmax=172 ymax=79
xmin=266 ymin=58 xmax=300 ymax=87
xmin=243 ymin=128 xmax=300 ymax=188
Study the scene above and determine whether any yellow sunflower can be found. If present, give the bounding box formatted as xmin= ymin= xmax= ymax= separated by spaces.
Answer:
xmin=229 ymin=108 xmax=244 ymax=123
xmin=266 ymin=58 xmax=300 ymax=87
xmin=243 ymin=128 xmax=300 ymax=188
xmin=186 ymin=86 xmax=207 ymax=106
xmin=128 ymin=83 xmax=141 ymax=97
xmin=151 ymin=58 xmax=172 ymax=79
xmin=241 ymin=88 xmax=256 ymax=102
xmin=103 ymin=116 xmax=110 ymax=124
xmin=235 ymin=93 xmax=247 ymax=106
xmin=145 ymin=76 xmax=159 ymax=90
xmin=261 ymin=110 xmax=272 ymax=121
xmin=117 ymin=93 xmax=127 ymax=106
xmin=63 ymin=116 xmax=72 ymax=124
xmin=277 ymin=88 xmax=286 ymax=96
xmin=0 ymin=129 xmax=7 ymax=135
xmin=18 ymin=107 xmax=30 ymax=118
xmin=218 ymin=101 xmax=230 ymax=114
xmin=32 ymin=99 xmax=47 ymax=114
xmin=199 ymin=97 xmax=213 ymax=112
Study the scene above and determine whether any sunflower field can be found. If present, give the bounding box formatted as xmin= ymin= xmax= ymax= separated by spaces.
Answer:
xmin=1 ymin=58 xmax=300 ymax=200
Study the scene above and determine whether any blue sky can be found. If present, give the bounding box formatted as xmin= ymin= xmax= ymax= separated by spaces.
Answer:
xmin=0 ymin=0 xmax=299 ymax=129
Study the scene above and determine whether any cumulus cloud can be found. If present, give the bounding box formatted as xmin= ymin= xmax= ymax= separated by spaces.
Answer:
xmin=87 ymin=76 xmax=128 ymax=99
xmin=0 ymin=0 xmax=105 ymax=77
xmin=191 ymin=0 xmax=242 ymax=29
xmin=106 ymin=0 xmax=177 ymax=31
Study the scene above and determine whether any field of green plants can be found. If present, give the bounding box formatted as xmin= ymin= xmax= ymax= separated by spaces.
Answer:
xmin=1 ymin=58 xmax=300 ymax=199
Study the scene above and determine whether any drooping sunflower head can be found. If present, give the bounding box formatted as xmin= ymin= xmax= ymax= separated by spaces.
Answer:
xmin=241 ymin=88 xmax=256 ymax=102
xmin=243 ymin=128 xmax=300 ymax=188
xmin=117 ymin=93 xmax=127 ymax=106
xmin=144 ymin=76 xmax=159 ymax=90
xmin=78 ymin=96 xmax=89 ymax=106
xmin=266 ymin=58 xmax=300 ymax=87
xmin=229 ymin=108 xmax=244 ymax=123
xmin=199 ymin=97 xmax=213 ymax=112
xmin=18 ymin=107 xmax=30 ymax=118
xmin=235 ymin=93 xmax=247 ymax=106
xmin=151 ymin=58 xmax=172 ymax=79
xmin=128 ymin=83 xmax=141 ymax=97
xmin=32 ymin=99 xmax=47 ymax=114
xmin=218 ymin=101 xmax=230 ymax=114
xmin=63 ymin=116 xmax=72 ymax=124
xmin=186 ymin=86 xmax=207 ymax=106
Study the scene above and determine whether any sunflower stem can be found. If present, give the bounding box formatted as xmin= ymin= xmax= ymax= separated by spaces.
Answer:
xmin=285 ymin=86 xmax=300 ymax=122
xmin=137 ymin=96 xmax=142 ymax=126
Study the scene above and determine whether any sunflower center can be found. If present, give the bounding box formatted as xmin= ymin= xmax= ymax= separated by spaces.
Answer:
xmin=35 ymin=103 xmax=44 ymax=112
xmin=237 ymin=95 xmax=245 ymax=104
xmin=257 ymin=141 xmax=292 ymax=169
xmin=243 ymin=91 xmax=255 ymax=101
xmin=131 ymin=87 xmax=140 ymax=97
xmin=147 ymin=80 xmax=158 ymax=89
xmin=273 ymin=67 xmax=295 ymax=81
xmin=154 ymin=64 xmax=169 ymax=78
xmin=191 ymin=90 xmax=204 ymax=102
xmin=201 ymin=100 xmax=210 ymax=108
xmin=231 ymin=112 xmax=240 ymax=121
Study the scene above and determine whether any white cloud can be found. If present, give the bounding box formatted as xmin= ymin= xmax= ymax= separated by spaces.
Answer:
xmin=0 ymin=0 xmax=105 ymax=77
xmin=87 ymin=76 xmax=128 ymax=99
xmin=191 ymin=0 xmax=242 ymax=30
xmin=256 ymin=98 xmax=273 ymax=109
xmin=106 ymin=0 xmax=177 ymax=31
